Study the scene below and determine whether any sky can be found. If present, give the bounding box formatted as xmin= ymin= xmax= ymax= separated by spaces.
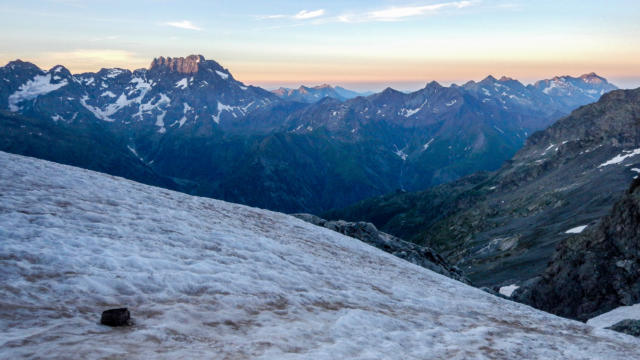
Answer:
xmin=1 ymin=0 xmax=639 ymax=91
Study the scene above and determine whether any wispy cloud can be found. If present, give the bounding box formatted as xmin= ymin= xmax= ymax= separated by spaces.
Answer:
xmin=293 ymin=9 xmax=325 ymax=20
xmin=258 ymin=9 xmax=325 ymax=21
xmin=339 ymin=1 xmax=475 ymax=23
xmin=164 ymin=20 xmax=202 ymax=31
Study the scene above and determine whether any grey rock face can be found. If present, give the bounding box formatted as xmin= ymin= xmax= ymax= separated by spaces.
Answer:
xmin=293 ymin=213 xmax=469 ymax=284
xmin=513 ymin=177 xmax=640 ymax=321
xmin=606 ymin=319 xmax=640 ymax=337
xmin=150 ymin=55 xmax=205 ymax=74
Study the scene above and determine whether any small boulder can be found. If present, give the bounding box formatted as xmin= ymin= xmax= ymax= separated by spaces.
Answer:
xmin=100 ymin=308 xmax=131 ymax=327
xmin=606 ymin=319 xmax=640 ymax=337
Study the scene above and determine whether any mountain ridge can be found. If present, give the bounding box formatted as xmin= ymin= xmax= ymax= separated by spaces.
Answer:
xmin=0 ymin=54 xmax=619 ymax=213
xmin=326 ymin=87 xmax=640 ymax=286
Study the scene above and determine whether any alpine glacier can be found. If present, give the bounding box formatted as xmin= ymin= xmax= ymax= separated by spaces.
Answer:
xmin=1 ymin=151 xmax=639 ymax=359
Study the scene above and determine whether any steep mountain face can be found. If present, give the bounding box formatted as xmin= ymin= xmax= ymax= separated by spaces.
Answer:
xmin=271 ymin=84 xmax=368 ymax=103
xmin=326 ymin=88 xmax=640 ymax=287
xmin=0 ymin=55 xmax=618 ymax=213
xmin=3 ymin=151 xmax=640 ymax=359
xmin=0 ymin=110 xmax=176 ymax=189
xmin=513 ymin=177 xmax=640 ymax=321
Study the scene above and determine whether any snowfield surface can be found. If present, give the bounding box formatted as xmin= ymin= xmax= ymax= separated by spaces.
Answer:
xmin=1 ymin=151 xmax=640 ymax=359
xmin=588 ymin=304 xmax=640 ymax=329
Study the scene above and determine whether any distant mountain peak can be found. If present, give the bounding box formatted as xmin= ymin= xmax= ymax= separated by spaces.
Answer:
xmin=149 ymin=54 xmax=207 ymax=74
xmin=482 ymin=75 xmax=498 ymax=83
xmin=425 ymin=80 xmax=443 ymax=89
xmin=579 ymin=72 xmax=606 ymax=84
xmin=4 ymin=59 xmax=41 ymax=72
xmin=381 ymin=86 xmax=401 ymax=94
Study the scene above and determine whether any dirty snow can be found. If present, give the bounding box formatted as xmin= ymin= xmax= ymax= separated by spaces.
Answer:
xmin=587 ymin=303 xmax=640 ymax=329
xmin=565 ymin=225 xmax=588 ymax=234
xmin=499 ymin=284 xmax=519 ymax=297
xmin=1 ymin=152 xmax=640 ymax=359
xmin=8 ymin=74 xmax=68 ymax=111
xmin=598 ymin=148 xmax=640 ymax=167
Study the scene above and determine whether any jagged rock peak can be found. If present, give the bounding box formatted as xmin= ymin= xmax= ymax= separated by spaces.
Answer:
xmin=149 ymin=54 xmax=206 ymax=74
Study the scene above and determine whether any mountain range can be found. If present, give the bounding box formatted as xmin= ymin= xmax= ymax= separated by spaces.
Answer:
xmin=0 ymin=54 xmax=618 ymax=213
xmin=326 ymin=87 xmax=640 ymax=291
xmin=271 ymin=84 xmax=372 ymax=103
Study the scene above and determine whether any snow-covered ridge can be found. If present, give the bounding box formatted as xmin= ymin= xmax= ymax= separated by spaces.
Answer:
xmin=1 ymin=151 xmax=639 ymax=359
xmin=8 ymin=73 xmax=68 ymax=111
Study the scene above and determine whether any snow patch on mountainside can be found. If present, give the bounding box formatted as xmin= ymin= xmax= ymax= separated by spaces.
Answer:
xmin=423 ymin=138 xmax=435 ymax=151
xmin=175 ymin=78 xmax=188 ymax=89
xmin=499 ymin=284 xmax=519 ymax=297
xmin=8 ymin=74 xmax=68 ymax=111
xmin=565 ymin=225 xmax=588 ymax=234
xmin=1 ymin=151 xmax=640 ymax=359
xmin=215 ymin=70 xmax=229 ymax=80
xmin=598 ymin=148 xmax=640 ymax=167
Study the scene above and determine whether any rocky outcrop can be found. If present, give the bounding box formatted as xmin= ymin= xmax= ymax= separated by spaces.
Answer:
xmin=100 ymin=308 xmax=131 ymax=327
xmin=293 ymin=213 xmax=469 ymax=284
xmin=513 ymin=177 xmax=640 ymax=321
xmin=149 ymin=55 xmax=205 ymax=74
xmin=606 ymin=319 xmax=640 ymax=337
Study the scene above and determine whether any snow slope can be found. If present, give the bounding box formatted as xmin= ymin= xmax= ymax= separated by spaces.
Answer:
xmin=1 ymin=151 xmax=639 ymax=359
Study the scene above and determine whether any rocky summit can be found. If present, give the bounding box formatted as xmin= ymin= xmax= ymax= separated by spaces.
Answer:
xmin=149 ymin=55 xmax=205 ymax=74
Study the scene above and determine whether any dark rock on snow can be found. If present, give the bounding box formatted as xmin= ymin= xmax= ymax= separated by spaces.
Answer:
xmin=100 ymin=308 xmax=131 ymax=327
xmin=293 ymin=213 xmax=470 ymax=284
xmin=606 ymin=319 xmax=640 ymax=337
